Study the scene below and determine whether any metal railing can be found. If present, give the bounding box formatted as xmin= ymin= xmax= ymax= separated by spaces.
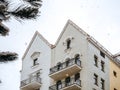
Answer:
xmin=21 ymin=75 xmax=41 ymax=87
xmin=49 ymin=78 xmax=81 ymax=90
xmin=50 ymin=58 xmax=81 ymax=74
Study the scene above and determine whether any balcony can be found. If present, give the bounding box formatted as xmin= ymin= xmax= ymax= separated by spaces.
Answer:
xmin=21 ymin=75 xmax=41 ymax=90
xmin=49 ymin=58 xmax=82 ymax=80
xmin=49 ymin=78 xmax=81 ymax=90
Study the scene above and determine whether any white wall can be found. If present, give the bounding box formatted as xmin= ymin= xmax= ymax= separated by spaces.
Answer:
xmin=21 ymin=35 xmax=51 ymax=90
xmin=52 ymin=22 xmax=110 ymax=90
xmin=52 ymin=23 xmax=89 ymax=89
xmin=87 ymin=42 xmax=110 ymax=90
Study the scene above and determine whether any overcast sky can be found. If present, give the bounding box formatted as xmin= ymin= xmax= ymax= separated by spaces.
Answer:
xmin=0 ymin=0 xmax=120 ymax=90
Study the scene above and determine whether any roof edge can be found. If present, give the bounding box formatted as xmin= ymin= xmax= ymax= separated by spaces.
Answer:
xmin=22 ymin=31 xmax=51 ymax=60
xmin=87 ymin=37 xmax=120 ymax=68
xmin=55 ymin=19 xmax=89 ymax=46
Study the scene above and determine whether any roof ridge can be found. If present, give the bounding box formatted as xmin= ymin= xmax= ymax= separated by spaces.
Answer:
xmin=22 ymin=31 xmax=51 ymax=60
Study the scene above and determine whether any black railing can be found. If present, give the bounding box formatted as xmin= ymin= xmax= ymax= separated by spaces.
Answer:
xmin=21 ymin=75 xmax=41 ymax=87
xmin=49 ymin=78 xmax=81 ymax=90
xmin=50 ymin=58 xmax=81 ymax=75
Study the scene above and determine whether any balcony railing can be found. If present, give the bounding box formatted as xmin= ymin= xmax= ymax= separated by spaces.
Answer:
xmin=49 ymin=58 xmax=82 ymax=80
xmin=49 ymin=78 xmax=81 ymax=90
xmin=21 ymin=75 xmax=41 ymax=90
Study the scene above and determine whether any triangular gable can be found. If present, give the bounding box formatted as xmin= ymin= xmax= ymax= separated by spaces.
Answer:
xmin=22 ymin=31 xmax=51 ymax=60
xmin=55 ymin=19 xmax=90 ymax=46
xmin=54 ymin=20 xmax=120 ymax=67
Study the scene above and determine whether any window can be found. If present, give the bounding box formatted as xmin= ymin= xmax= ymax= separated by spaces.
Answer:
xmin=66 ymin=58 xmax=70 ymax=67
xmin=75 ymin=54 xmax=80 ymax=61
xmin=75 ymin=54 xmax=81 ymax=66
xmin=57 ymin=62 xmax=62 ymax=71
xmin=36 ymin=72 xmax=40 ymax=77
xmin=94 ymin=74 xmax=98 ymax=86
xmin=33 ymin=58 xmax=38 ymax=66
xmin=56 ymin=80 xmax=62 ymax=90
xmin=75 ymin=73 xmax=80 ymax=81
xmin=65 ymin=77 xmax=70 ymax=86
xmin=113 ymin=71 xmax=117 ymax=77
xmin=66 ymin=39 xmax=71 ymax=49
xmin=35 ymin=88 xmax=39 ymax=90
xmin=101 ymin=78 xmax=105 ymax=90
xmin=100 ymin=51 xmax=105 ymax=58
xmin=94 ymin=55 xmax=98 ymax=67
xmin=101 ymin=61 xmax=105 ymax=72
xmin=114 ymin=88 xmax=117 ymax=90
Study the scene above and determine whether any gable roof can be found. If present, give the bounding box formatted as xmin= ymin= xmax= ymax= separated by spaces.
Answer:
xmin=22 ymin=20 xmax=120 ymax=67
xmin=54 ymin=19 xmax=120 ymax=67
xmin=55 ymin=20 xmax=90 ymax=46
xmin=22 ymin=31 xmax=51 ymax=60
xmin=54 ymin=20 xmax=113 ymax=58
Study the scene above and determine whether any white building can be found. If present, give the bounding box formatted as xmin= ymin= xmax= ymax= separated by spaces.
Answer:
xmin=20 ymin=20 xmax=119 ymax=90
xmin=21 ymin=31 xmax=51 ymax=90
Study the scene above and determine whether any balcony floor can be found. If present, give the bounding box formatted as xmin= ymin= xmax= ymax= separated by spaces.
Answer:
xmin=21 ymin=81 xmax=41 ymax=90
xmin=49 ymin=64 xmax=81 ymax=80
xmin=63 ymin=84 xmax=81 ymax=90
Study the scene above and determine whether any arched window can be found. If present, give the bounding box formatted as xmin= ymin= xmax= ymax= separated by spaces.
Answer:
xmin=75 ymin=54 xmax=80 ymax=61
xmin=57 ymin=62 xmax=62 ymax=71
xmin=75 ymin=54 xmax=81 ymax=66
xmin=66 ymin=39 xmax=71 ymax=49
xmin=66 ymin=58 xmax=70 ymax=67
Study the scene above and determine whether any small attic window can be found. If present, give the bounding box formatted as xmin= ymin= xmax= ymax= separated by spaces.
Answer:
xmin=33 ymin=58 xmax=38 ymax=66
xmin=31 ymin=52 xmax=40 ymax=67
xmin=100 ymin=51 xmax=105 ymax=58
xmin=66 ymin=39 xmax=71 ymax=49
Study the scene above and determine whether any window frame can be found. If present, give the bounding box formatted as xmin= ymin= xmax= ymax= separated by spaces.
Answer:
xmin=113 ymin=71 xmax=117 ymax=77
xmin=114 ymin=88 xmax=117 ymax=90
xmin=66 ymin=39 xmax=71 ymax=49
xmin=94 ymin=55 xmax=98 ymax=67
xmin=94 ymin=73 xmax=98 ymax=86
xmin=33 ymin=58 xmax=38 ymax=66
xmin=101 ymin=78 xmax=105 ymax=90
xmin=101 ymin=60 xmax=105 ymax=72
xmin=100 ymin=51 xmax=105 ymax=58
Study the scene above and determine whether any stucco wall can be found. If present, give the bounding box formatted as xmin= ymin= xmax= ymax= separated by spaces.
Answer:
xmin=52 ymin=23 xmax=90 ymax=89
xmin=21 ymin=35 xmax=51 ymax=90
xmin=51 ymin=23 xmax=110 ymax=90
xmin=87 ymin=42 xmax=110 ymax=90
xmin=110 ymin=61 xmax=120 ymax=90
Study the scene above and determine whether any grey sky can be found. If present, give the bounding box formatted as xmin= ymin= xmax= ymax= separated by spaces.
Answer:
xmin=0 ymin=0 xmax=120 ymax=90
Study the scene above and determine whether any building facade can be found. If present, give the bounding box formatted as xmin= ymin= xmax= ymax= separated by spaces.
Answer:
xmin=20 ymin=20 xmax=120 ymax=90
xmin=110 ymin=54 xmax=120 ymax=90
xmin=20 ymin=31 xmax=51 ymax=90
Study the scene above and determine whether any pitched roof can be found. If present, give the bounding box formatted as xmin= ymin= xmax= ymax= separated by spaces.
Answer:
xmin=22 ymin=20 xmax=120 ymax=67
xmin=54 ymin=19 xmax=120 ymax=67
xmin=55 ymin=20 xmax=89 ymax=46
xmin=22 ymin=31 xmax=51 ymax=60
xmin=55 ymin=20 xmax=113 ymax=58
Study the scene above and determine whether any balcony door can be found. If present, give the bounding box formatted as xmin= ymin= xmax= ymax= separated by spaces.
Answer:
xmin=57 ymin=62 xmax=62 ymax=71
xmin=56 ymin=80 xmax=62 ymax=90
xmin=75 ymin=54 xmax=80 ymax=66
xmin=75 ymin=73 xmax=80 ymax=85
xmin=65 ymin=77 xmax=71 ymax=86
